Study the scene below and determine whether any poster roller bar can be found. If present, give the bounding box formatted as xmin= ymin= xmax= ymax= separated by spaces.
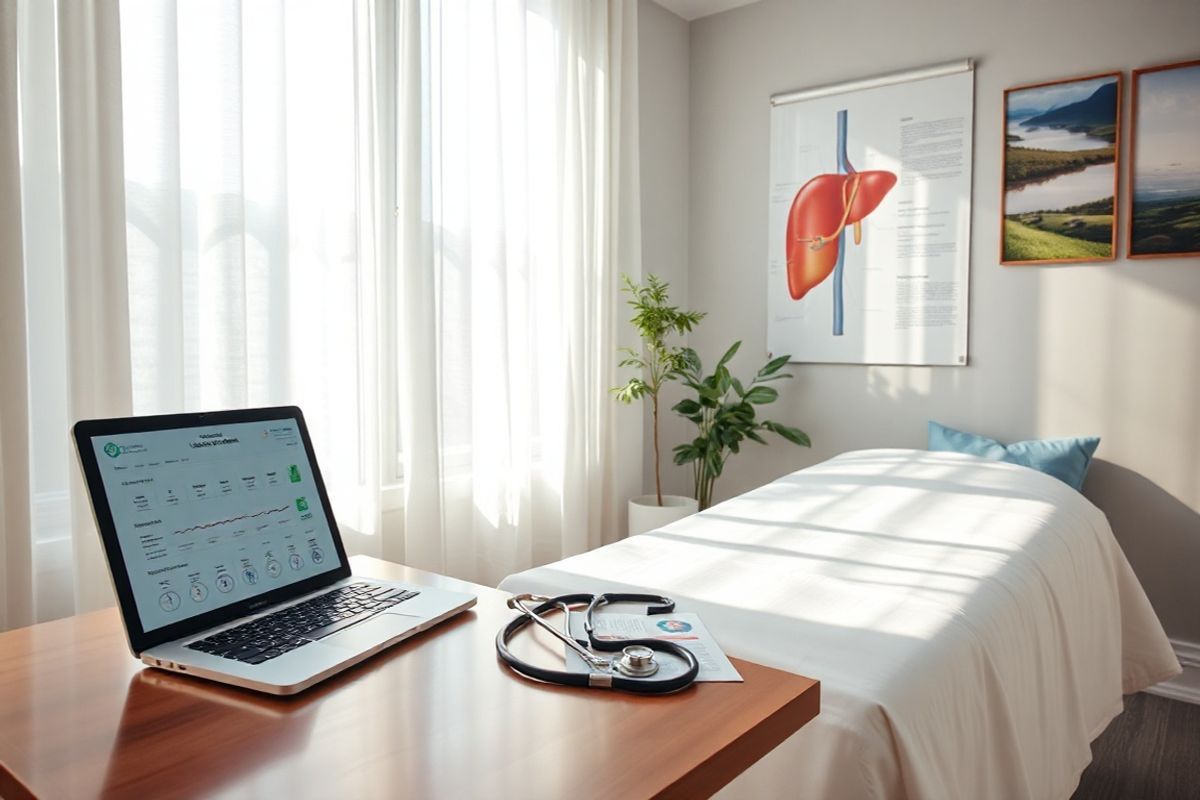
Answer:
xmin=771 ymin=59 xmax=974 ymax=107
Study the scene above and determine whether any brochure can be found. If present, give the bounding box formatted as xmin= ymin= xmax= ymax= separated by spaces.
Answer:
xmin=565 ymin=612 xmax=743 ymax=682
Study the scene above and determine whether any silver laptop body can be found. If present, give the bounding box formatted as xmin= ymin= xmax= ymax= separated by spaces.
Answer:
xmin=73 ymin=406 xmax=475 ymax=695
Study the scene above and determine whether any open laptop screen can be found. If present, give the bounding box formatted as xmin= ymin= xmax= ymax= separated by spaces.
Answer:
xmin=87 ymin=417 xmax=342 ymax=634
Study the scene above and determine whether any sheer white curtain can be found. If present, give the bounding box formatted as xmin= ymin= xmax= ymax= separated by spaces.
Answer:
xmin=4 ymin=0 xmax=387 ymax=626
xmin=396 ymin=0 xmax=643 ymax=586
xmin=2 ymin=0 xmax=643 ymax=629
xmin=118 ymin=0 xmax=387 ymax=552
xmin=3 ymin=0 xmax=132 ymax=624
xmin=0 ymin=0 xmax=32 ymax=631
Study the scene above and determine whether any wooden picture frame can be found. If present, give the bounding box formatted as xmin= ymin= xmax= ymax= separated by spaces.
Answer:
xmin=1127 ymin=58 xmax=1200 ymax=260
xmin=1000 ymin=71 xmax=1122 ymax=265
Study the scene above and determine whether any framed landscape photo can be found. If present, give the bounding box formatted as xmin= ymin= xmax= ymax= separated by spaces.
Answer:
xmin=1001 ymin=72 xmax=1121 ymax=265
xmin=1128 ymin=59 xmax=1200 ymax=259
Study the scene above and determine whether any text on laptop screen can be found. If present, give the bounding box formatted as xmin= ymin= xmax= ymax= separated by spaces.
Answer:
xmin=91 ymin=419 xmax=341 ymax=632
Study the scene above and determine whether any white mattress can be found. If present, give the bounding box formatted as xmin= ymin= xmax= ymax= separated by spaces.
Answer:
xmin=498 ymin=449 xmax=1180 ymax=799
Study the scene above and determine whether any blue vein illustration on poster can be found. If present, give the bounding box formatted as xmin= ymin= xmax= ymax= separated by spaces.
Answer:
xmin=767 ymin=65 xmax=974 ymax=366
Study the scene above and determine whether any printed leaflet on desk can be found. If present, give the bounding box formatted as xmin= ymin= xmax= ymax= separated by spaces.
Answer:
xmin=565 ymin=613 xmax=743 ymax=682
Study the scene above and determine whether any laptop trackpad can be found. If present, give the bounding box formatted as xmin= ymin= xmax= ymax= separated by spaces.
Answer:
xmin=321 ymin=613 xmax=418 ymax=652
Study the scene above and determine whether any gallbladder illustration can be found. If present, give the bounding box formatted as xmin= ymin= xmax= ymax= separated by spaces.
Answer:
xmin=785 ymin=110 xmax=896 ymax=335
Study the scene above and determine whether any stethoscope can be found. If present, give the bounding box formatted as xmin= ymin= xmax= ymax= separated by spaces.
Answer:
xmin=496 ymin=592 xmax=701 ymax=694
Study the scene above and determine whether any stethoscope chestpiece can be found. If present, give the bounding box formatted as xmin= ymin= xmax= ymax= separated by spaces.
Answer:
xmin=615 ymin=644 xmax=659 ymax=678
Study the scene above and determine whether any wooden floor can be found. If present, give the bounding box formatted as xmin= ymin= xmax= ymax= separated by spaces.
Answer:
xmin=1072 ymin=693 xmax=1200 ymax=799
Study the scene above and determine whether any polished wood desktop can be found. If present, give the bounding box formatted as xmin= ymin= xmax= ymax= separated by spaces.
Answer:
xmin=0 ymin=556 xmax=819 ymax=799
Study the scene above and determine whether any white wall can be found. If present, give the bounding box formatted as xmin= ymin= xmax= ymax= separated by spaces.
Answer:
xmin=642 ymin=0 xmax=1200 ymax=644
xmin=637 ymin=0 xmax=695 ymax=500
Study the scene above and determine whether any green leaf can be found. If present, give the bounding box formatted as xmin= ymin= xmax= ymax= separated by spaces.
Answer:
xmin=757 ymin=354 xmax=791 ymax=378
xmin=716 ymin=366 xmax=731 ymax=396
xmin=672 ymin=443 xmax=699 ymax=465
xmin=716 ymin=340 xmax=741 ymax=370
xmin=673 ymin=310 xmax=706 ymax=335
xmin=781 ymin=427 xmax=811 ymax=447
xmin=744 ymin=385 xmax=778 ymax=405
xmin=762 ymin=421 xmax=811 ymax=447
xmin=673 ymin=398 xmax=702 ymax=415
xmin=612 ymin=378 xmax=650 ymax=404
xmin=697 ymin=387 xmax=720 ymax=407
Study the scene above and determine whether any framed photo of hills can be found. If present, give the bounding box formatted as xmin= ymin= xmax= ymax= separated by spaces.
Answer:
xmin=1001 ymin=72 xmax=1121 ymax=265
xmin=1128 ymin=59 xmax=1200 ymax=259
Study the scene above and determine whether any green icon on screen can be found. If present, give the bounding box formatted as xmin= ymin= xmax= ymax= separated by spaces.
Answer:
xmin=296 ymin=497 xmax=309 ymax=513
xmin=103 ymin=442 xmax=121 ymax=458
xmin=288 ymin=464 xmax=301 ymax=483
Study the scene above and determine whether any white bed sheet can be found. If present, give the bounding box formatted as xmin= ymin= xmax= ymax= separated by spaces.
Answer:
xmin=498 ymin=449 xmax=1180 ymax=799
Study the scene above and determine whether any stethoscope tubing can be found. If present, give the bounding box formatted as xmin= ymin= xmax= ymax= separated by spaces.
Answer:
xmin=495 ymin=592 xmax=701 ymax=694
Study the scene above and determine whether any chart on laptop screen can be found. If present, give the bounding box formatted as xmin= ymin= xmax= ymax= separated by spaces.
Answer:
xmin=91 ymin=419 xmax=340 ymax=632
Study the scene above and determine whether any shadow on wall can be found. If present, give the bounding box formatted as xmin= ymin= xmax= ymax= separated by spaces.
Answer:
xmin=1085 ymin=459 xmax=1200 ymax=640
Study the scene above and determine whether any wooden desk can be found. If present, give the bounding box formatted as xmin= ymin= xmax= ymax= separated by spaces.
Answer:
xmin=0 ymin=556 xmax=819 ymax=799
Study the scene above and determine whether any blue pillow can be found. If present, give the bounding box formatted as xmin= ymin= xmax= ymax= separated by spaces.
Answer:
xmin=928 ymin=421 xmax=1099 ymax=491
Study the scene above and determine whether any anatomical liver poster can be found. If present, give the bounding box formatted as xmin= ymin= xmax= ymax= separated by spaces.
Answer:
xmin=767 ymin=65 xmax=973 ymax=366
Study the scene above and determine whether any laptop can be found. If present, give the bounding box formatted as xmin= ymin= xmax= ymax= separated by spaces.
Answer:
xmin=73 ymin=406 xmax=475 ymax=695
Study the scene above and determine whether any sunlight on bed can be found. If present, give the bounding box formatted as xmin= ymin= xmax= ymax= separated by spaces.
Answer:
xmin=497 ymin=447 xmax=1177 ymax=800
xmin=529 ymin=450 xmax=1075 ymax=645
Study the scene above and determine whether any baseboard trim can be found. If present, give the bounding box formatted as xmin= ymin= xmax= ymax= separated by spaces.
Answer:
xmin=1145 ymin=681 xmax=1200 ymax=705
xmin=1143 ymin=638 xmax=1200 ymax=706
xmin=1171 ymin=637 xmax=1200 ymax=668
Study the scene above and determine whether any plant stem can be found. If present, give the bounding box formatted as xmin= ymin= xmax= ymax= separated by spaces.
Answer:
xmin=696 ymin=404 xmax=712 ymax=510
xmin=652 ymin=393 xmax=663 ymax=506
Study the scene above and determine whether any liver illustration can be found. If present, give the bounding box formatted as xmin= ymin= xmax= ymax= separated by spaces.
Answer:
xmin=785 ymin=170 xmax=897 ymax=301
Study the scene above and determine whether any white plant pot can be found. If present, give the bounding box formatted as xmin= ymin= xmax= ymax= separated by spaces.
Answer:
xmin=628 ymin=494 xmax=698 ymax=536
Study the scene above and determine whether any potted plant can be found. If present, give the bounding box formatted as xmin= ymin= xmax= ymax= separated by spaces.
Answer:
xmin=613 ymin=274 xmax=705 ymax=534
xmin=672 ymin=342 xmax=810 ymax=510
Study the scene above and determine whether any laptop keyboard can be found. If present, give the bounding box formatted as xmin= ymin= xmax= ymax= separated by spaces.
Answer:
xmin=185 ymin=582 xmax=420 ymax=665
